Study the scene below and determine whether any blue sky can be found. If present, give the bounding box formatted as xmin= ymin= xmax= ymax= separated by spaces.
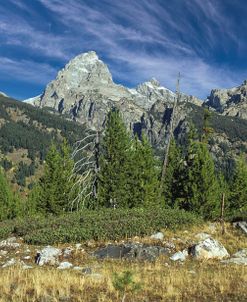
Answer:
xmin=0 ymin=0 xmax=247 ymax=100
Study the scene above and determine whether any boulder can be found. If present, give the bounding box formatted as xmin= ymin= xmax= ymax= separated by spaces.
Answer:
xmin=57 ymin=262 xmax=73 ymax=270
xmin=2 ymin=258 xmax=17 ymax=268
xmin=151 ymin=232 xmax=164 ymax=241
xmin=233 ymin=221 xmax=247 ymax=235
xmin=221 ymin=249 xmax=247 ymax=266
xmin=170 ymin=250 xmax=188 ymax=261
xmin=189 ymin=238 xmax=229 ymax=260
xmin=35 ymin=246 xmax=62 ymax=266
xmin=0 ymin=237 xmax=20 ymax=249
xmin=93 ymin=243 xmax=169 ymax=261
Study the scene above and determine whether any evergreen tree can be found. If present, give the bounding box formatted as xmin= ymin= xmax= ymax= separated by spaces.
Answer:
xmin=128 ymin=134 xmax=159 ymax=207
xmin=98 ymin=109 xmax=132 ymax=208
xmin=161 ymin=138 xmax=184 ymax=207
xmin=0 ymin=168 xmax=19 ymax=220
xmin=229 ymin=155 xmax=247 ymax=212
xmin=35 ymin=140 xmax=75 ymax=215
xmin=179 ymin=139 xmax=220 ymax=218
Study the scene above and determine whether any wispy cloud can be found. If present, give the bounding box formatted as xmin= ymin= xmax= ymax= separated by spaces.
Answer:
xmin=0 ymin=0 xmax=246 ymax=98
xmin=0 ymin=57 xmax=57 ymax=84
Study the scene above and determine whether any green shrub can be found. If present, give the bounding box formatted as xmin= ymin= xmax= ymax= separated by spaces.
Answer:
xmin=0 ymin=207 xmax=201 ymax=244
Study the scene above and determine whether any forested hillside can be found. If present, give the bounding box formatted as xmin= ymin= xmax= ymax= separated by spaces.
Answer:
xmin=0 ymin=95 xmax=91 ymax=190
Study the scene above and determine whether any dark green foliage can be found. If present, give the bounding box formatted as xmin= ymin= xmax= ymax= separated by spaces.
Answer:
xmin=0 ymin=95 xmax=90 ymax=163
xmin=177 ymin=139 xmax=220 ymax=218
xmin=0 ymin=158 xmax=12 ymax=171
xmin=0 ymin=207 xmax=201 ymax=244
xmin=0 ymin=168 xmax=20 ymax=220
xmin=14 ymin=161 xmax=35 ymax=187
xmin=128 ymin=135 xmax=160 ymax=207
xmin=98 ymin=109 xmax=132 ymax=208
xmin=229 ymin=155 xmax=247 ymax=213
xmin=32 ymin=140 xmax=75 ymax=215
xmin=161 ymin=138 xmax=183 ymax=207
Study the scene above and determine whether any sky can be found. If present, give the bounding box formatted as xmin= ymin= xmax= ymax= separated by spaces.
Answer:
xmin=0 ymin=0 xmax=247 ymax=100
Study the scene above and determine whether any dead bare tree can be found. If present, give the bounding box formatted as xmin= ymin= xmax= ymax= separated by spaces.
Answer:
xmin=69 ymin=131 xmax=99 ymax=211
xmin=160 ymin=73 xmax=181 ymax=194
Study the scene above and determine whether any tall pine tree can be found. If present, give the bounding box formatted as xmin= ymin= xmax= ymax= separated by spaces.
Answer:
xmin=128 ymin=134 xmax=159 ymax=208
xmin=98 ymin=109 xmax=132 ymax=208
xmin=229 ymin=155 xmax=247 ymax=213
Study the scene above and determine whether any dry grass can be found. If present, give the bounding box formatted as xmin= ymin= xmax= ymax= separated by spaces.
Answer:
xmin=0 ymin=222 xmax=246 ymax=302
xmin=0 ymin=260 xmax=246 ymax=302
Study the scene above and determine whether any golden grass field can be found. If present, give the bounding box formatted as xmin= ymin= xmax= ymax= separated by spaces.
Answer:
xmin=0 ymin=223 xmax=246 ymax=302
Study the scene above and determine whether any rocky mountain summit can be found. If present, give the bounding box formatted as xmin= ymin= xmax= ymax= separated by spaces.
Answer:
xmin=205 ymin=80 xmax=247 ymax=119
xmin=24 ymin=51 xmax=201 ymax=144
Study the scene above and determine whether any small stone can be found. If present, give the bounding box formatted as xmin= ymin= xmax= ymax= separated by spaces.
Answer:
xmin=63 ymin=247 xmax=73 ymax=257
xmin=150 ymin=232 xmax=164 ymax=241
xmin=23 ymin=256 xmax=31 ymax=260
xmin=170 ymin=250 xmax=188 ymax=262
xmin=57 ymin=262 xmax=73 ymax=270
xmin=81 ymin=267 xmax=92 ymax=274
xmin=2 ymin=258 xmax=16 ymax=268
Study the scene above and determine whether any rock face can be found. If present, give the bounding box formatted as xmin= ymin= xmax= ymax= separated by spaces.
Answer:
xmin=189 ymin=238 xmax=229 ymax=260
xmin=35 ymin=246 xmax=62 ymax=266
xmin=24 ymin=51 xmax=201 ymax=148
xmin=222 ymin=249 xmax=247 ymax=265
xmin=205 ymin=80 xmax=247 ymax=119
xmin=93 ymin=243 xmax=169 ymax=261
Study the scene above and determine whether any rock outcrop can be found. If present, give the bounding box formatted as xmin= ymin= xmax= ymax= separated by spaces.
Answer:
xmin=24 ymin=51 xmax=201 ymax=149
xmin=205 ymin=80 xmax=247 ymax=119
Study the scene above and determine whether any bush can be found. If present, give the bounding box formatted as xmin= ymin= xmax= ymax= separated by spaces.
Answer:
xmin=0 ymin=207 xmax=201 ymax=245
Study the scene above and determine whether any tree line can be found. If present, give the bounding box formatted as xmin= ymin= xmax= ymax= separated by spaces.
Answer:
xmin=0 ymin=108 xmax=246 ymax=220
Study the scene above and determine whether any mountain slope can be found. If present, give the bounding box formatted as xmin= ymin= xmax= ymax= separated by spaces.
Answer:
xmin=205 ymin=80 xmax=247 ymax=119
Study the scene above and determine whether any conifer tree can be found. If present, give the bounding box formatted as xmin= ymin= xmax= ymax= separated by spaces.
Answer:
xmin=35 ymin=140 xmax=75 ymax=215
xmin=128 ymin=134 xmax=159 ymax=207
xmin=97 ymin=109 xmax=132 ymax=208
xmin=0 ymin=168 xmax=18 ymax=220
xmin=161 ymin=138 xmax=184 ymax=207
xmin=229 ymin=155 xmax=247 ymax=212
xmin=180 ymin=139 xmax=220 ymax=218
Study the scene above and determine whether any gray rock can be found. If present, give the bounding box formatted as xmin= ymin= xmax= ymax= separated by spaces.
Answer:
xmin=205 ymin=80 xmax=247 ymax=119
xmin=2 ymin=258 xmax=17 ymax=268
xmin=233 ymin=221 xmax=247 ymax=235
xmin=151 ymin=232 xmax=164 ymax=241
xmin=94 ymin=243 xmax=169 ymax=261
xmin=0 ymin=237 xmax=20 ymax=249
xmin=189 ymin=238 xmax=229 ymax=260
xmin=170 ymin=250 xmax=188 ymax=261
xmin=81 ymin=267 xmax=92 ymax=274
xmin=0 ymin=250 xmax=8 ymax=256
xmin=36 ymin=246 xmax=62 ymax=266
xmin=57 ymin=261 xmax=73 ymax=270
xmin=221 ymin=249 xmax=247 ymax=266
xmin=63 ymin=247 xmax=73 ymax=257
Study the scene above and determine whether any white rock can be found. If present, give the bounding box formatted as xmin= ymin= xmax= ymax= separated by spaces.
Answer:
xmin=63 ymin=247 xmax=73 ymax=257
xmin=233 ymin=221 xmax=247 ymax=235
xmin=150 ymin=232 xmax=164 ymax=241
xmin=2 ymin=258 xmax=16 ymax=268
xmin=57 ymin=261 xmax=73 ymax=270
xmin=0 ymin=250 xmax=8 ymax=256
xmin=36 ymin=246 xmax=62 ymax=266
xmin=170 ymin=249 xmax=188 ymax=261
xmin=190 ymin=238 xmax=229 ymax=260
xmin=0 ymin=237 xmax=20 ymax=249
xmin=23 ymin=255 xmax=31 ymax=260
